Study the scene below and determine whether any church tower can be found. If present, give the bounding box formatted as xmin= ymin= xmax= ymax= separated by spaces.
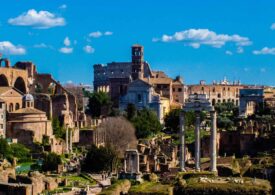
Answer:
xmin=131 ymin=44 xmax=144 ymax=80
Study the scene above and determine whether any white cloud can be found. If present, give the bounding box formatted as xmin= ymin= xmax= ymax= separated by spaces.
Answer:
xmin=59 ymin=4 xmax=67 ymax=9
xmin=8 ymin=9 xmax=65 ymax=29
xmin=34 ymin=43 xmax=48 ymax=48
xmin=253 ymin=47 xmax=275 ymax=55
xmin=271 ymin=23 xmax=275 ymax=30
xmin=59 ymin=47 xmax=73 ymax=54
xmin=64 ymin=36 xmax=71 ymax=46
xmin=89 ymin=31 xmax=113 ymax=38
xmin=0 ymin=41 xmax=26 ymax=55
xmin=237 ymin=47 xmax=244 ymax=54
xmin=153 ymin=29 xmax=252 ymax=48
xmin=104 ymin=31 xmax=113 ymax=36
xmin=83 ymin=45 xmax=95 ymax=54
xmin=225 ymin=50 xmax=233 ymax=55
xmin=89 ymin=31 xmax=102 ymax=38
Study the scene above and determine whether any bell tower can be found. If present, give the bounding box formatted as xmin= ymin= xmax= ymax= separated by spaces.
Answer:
xmin=131 ymin=44 xmax=144 ymax=80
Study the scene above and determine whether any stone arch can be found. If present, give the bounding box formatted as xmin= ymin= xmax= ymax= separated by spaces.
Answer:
xmin=14 ymin=77 xmax=26 ymax=94
xmin=0 ymin=74 xmax=9 ymax=86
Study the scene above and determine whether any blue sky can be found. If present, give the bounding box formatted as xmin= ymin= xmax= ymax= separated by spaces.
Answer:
xmin=1 ymin=0 xmax=275 ymax=85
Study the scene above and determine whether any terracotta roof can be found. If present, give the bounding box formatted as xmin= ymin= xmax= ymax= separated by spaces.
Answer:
xmin=151 ymin=71 xmax=168 ymax=78
xmin=173 ymin=80 xmax=183 ymax=85
xmin=11 ymin=107 xmax=45 ymax=114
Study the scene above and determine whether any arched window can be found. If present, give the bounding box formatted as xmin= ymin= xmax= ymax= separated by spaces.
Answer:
xmin=9 ymin=103 xmax=13 ymax=112
xmin=212 ymin=99 xmax=216 ymax=106
xmin=15 ymin=103 xmax=20 ymax=110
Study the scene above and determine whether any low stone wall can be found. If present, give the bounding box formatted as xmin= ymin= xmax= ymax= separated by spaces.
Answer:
xmin=0 ymin=182 xmax=32 ymax=195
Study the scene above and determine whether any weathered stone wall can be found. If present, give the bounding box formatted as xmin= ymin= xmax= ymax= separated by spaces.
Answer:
xmin=78 ymin=129 xmax=94 ymax=146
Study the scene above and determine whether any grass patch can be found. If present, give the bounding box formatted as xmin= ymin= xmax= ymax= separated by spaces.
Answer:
xmin=129 ymin=182 xmax=173 ymax=195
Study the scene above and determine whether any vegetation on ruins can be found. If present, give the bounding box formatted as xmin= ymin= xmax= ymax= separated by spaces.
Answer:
xmin=81 ymin=145 xmax=118 ymax=173
xmin=215 ymin=102 xmax=238 ymax=131
xmin=0 ymin=138 xmax=30 ymax=162
xmin=130 ymin=108 xmax=162 ymax=139
xmin=52 ymin=117 xmax=65 ymax=139
xmin=86 ymin=91 xmax=112 ymax=117
xmin=42 ymin=152 xmax=62 ymax=172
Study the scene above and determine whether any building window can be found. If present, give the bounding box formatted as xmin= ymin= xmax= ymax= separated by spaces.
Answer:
xmin=172 ymin=88 xmax=175 ymax=92
xmin=178 ymin=88 xmax=182 ymax=92
xmin=9 ymin=103 xmax=13 ymax=112
xmin=15 ymin=103 xmax=20 ymax=110
xmin=1 ymin=114 xmax=3 ymax=119
xmin=0 ymin=103 xmax=2 ymax=109
xmin=217 ymin=93 xmax=221 ymax=98
xmin=212 ymin=88 xmax=215 ymax=92
xmin=212 ymin=99 xmax=216 ymax=105
xmin=0 ymin=124 xmax=3 ymax=129
xmin=201 ymin=87 xmax=204 ymax=91
xmin=137 ymin=94 xmax=142 ymax=103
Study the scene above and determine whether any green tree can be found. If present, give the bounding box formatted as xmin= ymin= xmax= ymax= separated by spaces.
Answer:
xmin=86 ymin=91 xmax=112 ymax=117
xmin=9 ymin=143 xmax=30 ymax=162
xmin=215 ymin=102 xmax=238 ymax=130
xmin=131 ymin=108 xmax=162 ymax=139
xmin=126 ymin=103 xmax=137 ymax=120
xmin=82 ymin=145 xmax=118 ymax=173
xmin=42 ymin=152 xmax=62 ymax=172
xmin=164 ymin=110 xmax=205 ymax=133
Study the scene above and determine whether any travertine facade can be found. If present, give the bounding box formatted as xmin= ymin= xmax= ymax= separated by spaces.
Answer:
xmin=0 ymin=99 xmax=6 ymax=137
xmin=187 ymin=78 xmax=245 ymax=106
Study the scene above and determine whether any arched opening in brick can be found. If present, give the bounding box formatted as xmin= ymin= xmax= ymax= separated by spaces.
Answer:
xmin=14 ymin=77 xmax=26 ymax=94
xmin=0 ymin=74 xmax=9 ymax=86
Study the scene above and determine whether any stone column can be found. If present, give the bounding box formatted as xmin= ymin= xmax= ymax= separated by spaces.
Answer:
xmin=136 ymin=151 xmax=140 ymax=173
xmin=69 ymin=129 xmax=73 ymax=153
xmin=66 ymin=125 xmax=69 ymax=153
xmin=210 ymin=111 xmax=217 ymax=172
xmin=195 ymin=111 xmax=201 ymax=171
xmin=179 ymin=111 xmax=186 ymax=171
xmin=124 ymin=154 xmax=127 ymax=173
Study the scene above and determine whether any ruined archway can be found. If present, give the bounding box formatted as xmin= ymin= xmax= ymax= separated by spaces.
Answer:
xmin=0 ymin=74 xmax=9 ymax=86
xmin=14 ymin=77 xmax=26 ymax=94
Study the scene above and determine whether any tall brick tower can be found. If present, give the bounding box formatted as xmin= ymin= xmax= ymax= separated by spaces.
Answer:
xmin=131 ymin=44 xmax=144 ymax=80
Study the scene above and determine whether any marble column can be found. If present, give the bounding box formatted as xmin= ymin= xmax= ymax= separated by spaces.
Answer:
xmin=65 ymin=125 xmax=69 ymax=153
xmin=124 ymin=154 xmax=127 ymax=173
xmin=195 ymin=111 xmax=201 ymax=171
xmin=210 ymin=111 xmax=217 ymax=172
xmin=69 ymin=129 xmax=73 ymax=153
xmin=179 ymin=111 xmax=186 ymax=171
